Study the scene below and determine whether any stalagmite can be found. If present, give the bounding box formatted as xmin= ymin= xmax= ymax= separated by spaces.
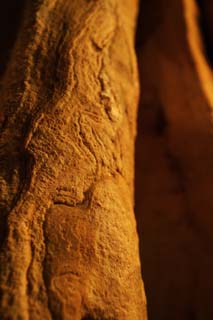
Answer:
xmin=0 ymin=1 xmax=147 ymax=319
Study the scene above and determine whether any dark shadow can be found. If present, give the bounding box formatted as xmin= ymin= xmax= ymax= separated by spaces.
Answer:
xmin=195 ymin=0 xmax=213 ymax=66
xmin=0 ymin=1 xmax=26 ymax=78
xmin=135 ymin=0 xmax=163 ymax=50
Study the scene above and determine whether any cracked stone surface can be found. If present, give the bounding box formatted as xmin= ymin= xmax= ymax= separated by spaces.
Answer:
xmin=0 ymin=0 xmax=147 ymax=319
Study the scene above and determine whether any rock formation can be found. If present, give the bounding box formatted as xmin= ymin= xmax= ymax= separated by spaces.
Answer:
xmin=1 ymin=0 xmax=213 ymax=319
xmin=0 ymin=1 xmax=147 ymax=319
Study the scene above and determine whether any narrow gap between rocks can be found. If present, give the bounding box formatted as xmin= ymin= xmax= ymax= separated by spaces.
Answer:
xmin=0 ymin=0 xmax=26 ymax=79
xmin=195 ymin=0 xmax=213 ymax=66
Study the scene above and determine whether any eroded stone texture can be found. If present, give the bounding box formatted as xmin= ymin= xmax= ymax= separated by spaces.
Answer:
xmin=136 ymin=0 xmax=213 ymax=319
xmin=0 ymin=1 xmax=147 ymax=319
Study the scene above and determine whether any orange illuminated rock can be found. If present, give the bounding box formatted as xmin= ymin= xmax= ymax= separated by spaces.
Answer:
xmin=0 ymin=1 xmax=147 ymax=319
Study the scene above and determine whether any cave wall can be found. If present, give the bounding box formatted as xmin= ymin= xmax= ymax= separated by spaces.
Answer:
xmin=1 ymin=0 xmax=213 ymax=319
xmin=135 ymin=0 xmax=213 ymax=319
xmin=0 ymin=1 xmax=147 ymax=319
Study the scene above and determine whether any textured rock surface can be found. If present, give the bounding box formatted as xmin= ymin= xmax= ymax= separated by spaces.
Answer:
xmin=136 ymin=0 xmax=213 ymax=319
xmin=0 ymin=1 xmax=147 ymax=319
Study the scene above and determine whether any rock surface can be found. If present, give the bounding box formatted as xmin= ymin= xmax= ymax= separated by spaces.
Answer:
xmin=135 ymin=0 xmax=213 ymax=319
xmin=0 ymin=1 xmax=147 ymax=319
